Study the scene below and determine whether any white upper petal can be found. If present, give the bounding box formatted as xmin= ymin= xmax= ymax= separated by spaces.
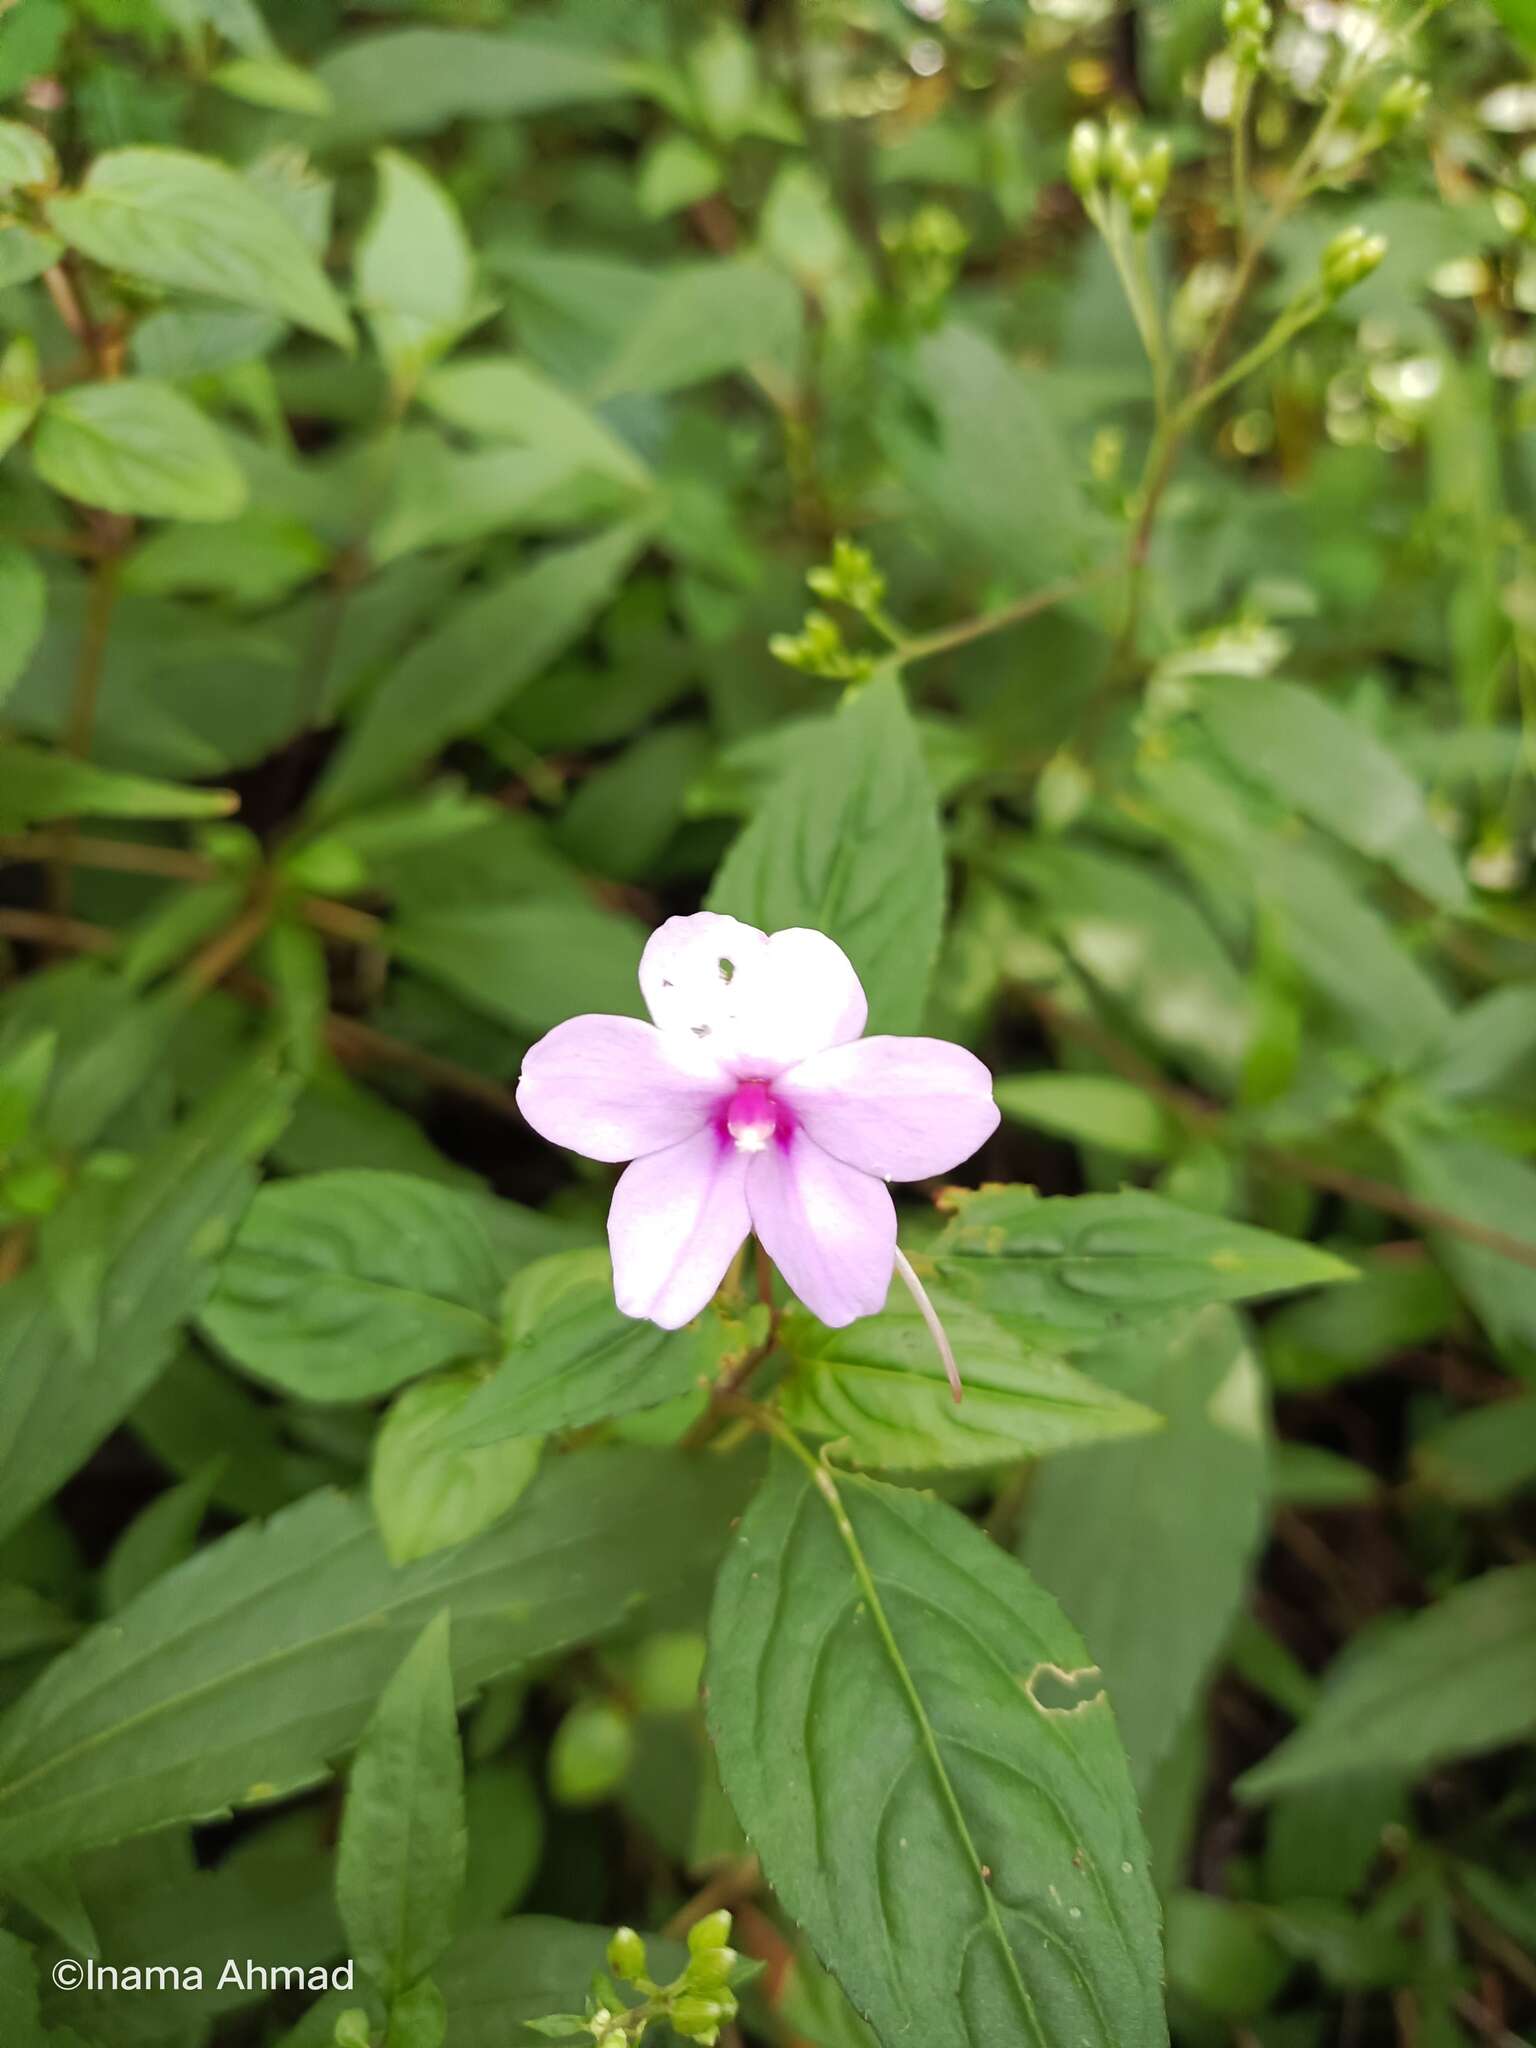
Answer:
xmin=638 ymin=913 xmax=867 ymax=1076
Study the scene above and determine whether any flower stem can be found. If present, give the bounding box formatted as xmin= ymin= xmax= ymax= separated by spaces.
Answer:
xmin=893 ymin=1246 xmax=963 ymax=1403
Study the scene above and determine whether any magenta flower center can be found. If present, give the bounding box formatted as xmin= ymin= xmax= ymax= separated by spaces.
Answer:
xmin=720 ymin=1078 xmax=790 ymax=1154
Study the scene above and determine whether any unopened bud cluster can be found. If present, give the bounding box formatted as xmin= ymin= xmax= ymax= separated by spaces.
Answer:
xmin=1068 ymin=118 xmax=1171 ymax=231
xmin=772 ymin=538 xmax=890 ymax=680
xmin=1222 ymin=0 xmax=1271 ymax=69
xmin=525 ymin=1913 xmax=744 ymax=2047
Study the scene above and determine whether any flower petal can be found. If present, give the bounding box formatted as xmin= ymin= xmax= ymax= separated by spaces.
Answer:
xmin=778 ymin=1035 xmax=1000 ymax=1181
xmin=747 ymin=1133 xmax=895 ymax=1327
xmin=517 ymin=1015 xmax=726 ymax=1164
xmin=609 ymin=1126 xmax=750 ymax=1328
xmin=731 ymin=928 xmax=868 ymax=1073
xmin=639 ymin=912 xmax=769 ymax=1049
xmin=638 ymin=914 xmax=867 ymax=1075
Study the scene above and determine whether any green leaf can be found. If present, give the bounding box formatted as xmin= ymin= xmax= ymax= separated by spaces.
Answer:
xmin=338 ymin=1612 xmax=467 ymax=2001
xmin=708 ymin=677 xmax=944 ymax=1036
xmin=211 ymin=57 xmax=334 ymax=116
xmin=357 ymin=150 xmax=475 ymax=385
xmin=0 ymin=340 xmax=41 ymax=464
xmin=0 ymin=1059 xmax=296 ymax=1549
xmin=882 ymin=324 xmax=1108 ymax=585
xmin=1001 ymin=840 xmax=1253 ymax=1085
xmin=1185 ymin=676 xmax=1467 ymax=911
xmin=1239 ymin=1566 xmax=1536 ymax=1798
xmin=1251 ymin=838 xmax=1452 ymax=1069
xmin=0 ymin=120 xmax=57 ymax=192
xmin=393 ymin=898 xmax=646 ymax=1038
xmin=0 ymin=547 xmax=45 ymax=708
xmin=1413 ymin=1393 xmax=1536 ymax=1506
xmin=316 ymin=30 xmax=624 ymax=146
xmin=371 ymin=436 xmax=623 ymax=564
xmin=995 ymin=1073 xmax=1174 ymax=1161
xmin=1385 ymin=1122 xmax=1536 ymax=1366
xmin=707 ymin=1450 xmax=1167 ymax=2048
xmin=435 ymin=1252 xmax=729 ymax=1450
xmin=315 ymin=521 xmax=651 ymax=819
xmin=32 ymin=380 xmax=249 ymax=522
xmin=779 ymin=1292 xmax=1163 ymax=1469
xmin=0 ymin=1446 xmax=746 ymax=1865
xmin=0 ymin=222 xmax=61 ymax=290
xmin=371 ymin=1375 xmax=542 ymax=1567
xmin=0 ymin=1930 xmax=44 ymax=2048
xmin=1020 ymin=1308 xmax=1270 ymax=1786
xmin=592 ymin=258 xmax=801 ymax=399
xmin=420 ymin=356 xmax=649 ymax=489
xmin=199 ymin=1170 xmax=576 ymax=1402
xmin=0 ymin=742 xmax=237 ymax=828
xmin=933 ymin=1187 xmax=1353 ymax=1340
xmin=47 ymin=147 xmax=352 ymax=349
xmin=100 ymin=1461 xmax=225 ymax=1614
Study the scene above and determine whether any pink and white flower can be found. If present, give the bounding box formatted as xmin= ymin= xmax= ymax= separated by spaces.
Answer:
xmin=516 ymin=912 xmax=999 ymax=1333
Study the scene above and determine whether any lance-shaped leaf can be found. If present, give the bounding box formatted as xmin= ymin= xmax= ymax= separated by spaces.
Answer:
xmin=0 ymin=742 xmax=237 ymax=829
xmin=0 ymin=1446 xmax=746 ymax=1866
xmin=933 ymin=1187 xmax=1352 ymax=1342
xmin=1238 ymin=1565 xmax=1536 ymax=1800
xmin=707 ymin=1451 xmax=1167 ymax=2048
xmin=778 ymin=1294 xmax=1161 ymax=1469
xmin=337 ymin=1611 xmax=466 ymax=2001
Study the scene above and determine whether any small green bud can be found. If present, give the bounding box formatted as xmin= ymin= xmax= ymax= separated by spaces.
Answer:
xmin=606 ymin=1928 xmax=648 ymax=1983
xmin=1128 ymin=178 xmax=1161 ymax=231
xmin=548 ymin=1699 xmax=634 ymax=1807
xmin=332 ymin=2011 xmax=372 ymax=2048
xmin=687 ymin=1910 xmax=733 ymax=1954
xmin=598 ymin=2035 xmax=626 ymax=2048
xmin=684 ymin=1946 xmax=738 ymax=1990
xmin=1320 ymin=224 xmax=1388 ymax=298
xmin=1066 ymin=120 xmax=1102 ymax=198
xmin=1105 ymin=120 xmax=1140 ymax=195
xmin=669 ymin=1997 xmax=724 ymax=2039
xmin=1140 ymin=136 xmax=1172 ymax=202
xmin=1221 ymin=0 xmax=1271 ymax=41
xmin=1378 ymin=74 xmax=1429 ymax=133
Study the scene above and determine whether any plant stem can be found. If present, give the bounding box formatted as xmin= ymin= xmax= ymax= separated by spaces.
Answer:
xmin=896 ymin=558 xmax=1123 ymax=667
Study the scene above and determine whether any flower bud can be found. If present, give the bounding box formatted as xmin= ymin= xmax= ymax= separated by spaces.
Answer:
xmin=1105 ymin=119 xmax=1140 ymax=195
xmin=598 ymin=2035 xmax=627 ymax=2048
xmin=1129 ymin=177 xmax=1161 ymax=231
xmin=670 ymin=1997 xmax=724 ymax=2039
xmin=687 ymin=1910 xmax=734 ymax=1954
xmin=1321 ymin=225 xmax=1388 ymax=298
xmin=1066 ymin=119 xmax=1102 ymax=197
xmin=685 ymin=1945 xmax=738 ymax=1990
xmin=332 ymin=2013 xmax=371 ymax=2048
xmin=1140 ymin=136 xmax=1172 ymax=201
xmin=606 ymin=1927 xmax=648 ymax=1983
xmin=1378 ymin=74 xmax=1429 ymax=134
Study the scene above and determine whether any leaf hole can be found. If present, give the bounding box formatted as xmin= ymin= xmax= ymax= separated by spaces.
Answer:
xmin=1024 ymin=1661 xmax=1104 ymax=1716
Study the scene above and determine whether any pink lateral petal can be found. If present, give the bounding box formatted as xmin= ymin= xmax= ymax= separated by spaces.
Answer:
xmin=608 ymin=1125 xmax=751 ymax=1328
xmin=777 ymin=1035 xmax=1000 ymax=1181
xmin=747 ymin=1132 xmax=895 ymax=1327
xmin=517 ymin=1014 xmax=726 ymax=1164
